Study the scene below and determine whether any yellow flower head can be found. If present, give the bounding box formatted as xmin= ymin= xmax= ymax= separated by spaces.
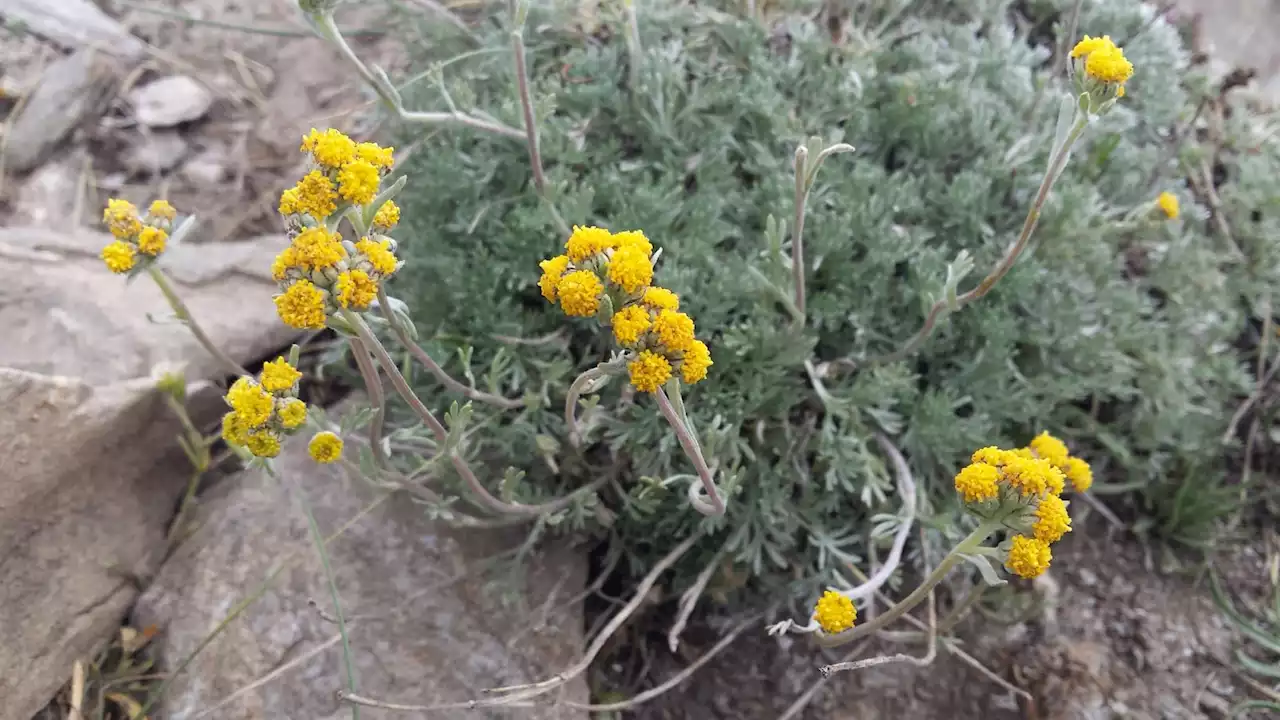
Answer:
xmin=557 ymin=269 xmax=604 ymax=317
xmin=1070 ymin=34 xmax=1115 ymax=59
xmin=137 ymin=226 xmax=168 ymax=256
xmin=356 ymin=141 xmax=395 ymax=169
xmin=607 ymin=244 xmax=653 ymax=294
xmin=1064 ymin=456 xmax=1093 ymax=493
xmin=538 ymin=254 xmax=571 ymax=303
xmin=337 ymin=159 xmax=381 ymax=205
xmin=355 ymin=237 xmax=398 ymax=276
xmin=641 ymin=286 xmax=680 ymax=311
xmin=260 ymin=357 xmax=302 ymax=393
xmin=1005 ymin=535 xmax=1052 ymax=579
xmin=1029 ymin=431 xmax=1070 ymax=468
xmin=293 ymin=170 xmax=338 ymax=219
xmin=225 ymin=377 xmax=273 ymax=427
xmin=613 ymin=230 xmax=653 ymax=257
xmin=336 ymin=269 xmax=378 ymax=309
xmin=279 ymin=187 xmax=300 ymax=215
xmin=612 ymin=305 xmax=651 ymax=347
xmin=1002 ymin=455 xmax=1055 ymax=497
xmin=680 ymin=339 xmax=712 ymax=385
xmin=278 ymin=398 xmax=308 ymax=429
xmin=272 ymin=246 xmax=299 ymax=282
xmin=292 ymin=226 xmax=346 ymax=271
xmin=148 ymin=199 xmax=177 ymax=221
xmin=1033 ymin=493 xmax=1072 ymax=544
xmin=221 ymin=411 xmax=249 ymax=445
xmin=104 ymin=198 xmax=142 ymax=238
xmin=101 ymin=240 xmax=136 ymax=274
xmin=372 ymin=200 xmax=400 ymax=230
xmin=301 ymin=128 xmax=356 ymax=168
xmin=245 ymin=430 xmax=282 ymax=458
xmin=652 ymin=310 xmax=695 ymax=352
xmin=1084 ymin=44 xmax=1133 ymax=85
xmin=1157 ymin=192 xmax=1179 ymax=219
xmin=275 ymin=280 xmax=329 ymax=329
xmin=628 ymin=349 xmax=672 ymax=393
xmin=565 ymin=225 xmax=613 ymax=262
xmin=954 ymin=462 xmax=1001 ymax=503
xmin=971 ymin=446 xmax=1009 ymax=466
xmin=308 ymin=431 xmax=344 ymax=463
xmin=813 ymin=590 xmax=856 ymax=634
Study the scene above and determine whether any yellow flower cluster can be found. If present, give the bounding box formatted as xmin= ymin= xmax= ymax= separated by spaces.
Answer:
xmin=272 ymin=130 xmax=403 ymax=329
xmin=1156 ymin=191 xmax=1179 ymax=220
xmin=278 ymin=128 xmax=396 ymax=221
xmin=221 ymin=357 xmax=308 ymax=458
xmin=813 ymin=589 xmax=857 ymax=634
xmin=955 ymin=432 xmax=1094 ymax=579
xmin=99 ymin=199 xmax=177 ymax=274
xmin=1071 ymin=34 xmax=1133 ymax=97
xmin=538 ymin=226 xmax=713 ymax=393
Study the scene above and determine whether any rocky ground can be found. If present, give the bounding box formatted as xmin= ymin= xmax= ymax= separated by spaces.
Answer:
xmin=1 ymin=1 xmax=1278 ymax=719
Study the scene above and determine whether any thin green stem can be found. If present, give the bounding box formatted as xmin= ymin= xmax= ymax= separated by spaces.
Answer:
xmin=564 ymin=359 xmax=626 ymax=446
xmin=791 ymin=146 xmax=808 ymax=326
xmin=136 ymin=492 xmax=392 ymax=719
xmin=146 ymin=266 xmax=249 ymax=377
xmin=348 ymin=337 xmax=392 ymax=472
xmin=509 ymin=24 xmax=570 ymax=235
xmin=853 ymin=116 xmax=1089 ymax=368
xmin=375 ymin=288 xmax=524 ymax=410
xmin=656 ymin=386 xmax=725 ymax=516
xmin=816 ymin=522 xmax=999 ymax=647
xmin=274 ymin=465 xmax=359 ymax=719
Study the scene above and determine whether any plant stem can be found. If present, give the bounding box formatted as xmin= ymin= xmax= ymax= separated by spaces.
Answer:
xmin=146 ymin=266 xmax=249 ymax=377
xmin=348 ymin=337 xmax=391 ymax=472
xmin=313 ymin=12 xmax=523 ymax=139
xmin=856 ymin=117 xmax=1089 ymax=368
xmin=509 ymin=23 xmax=570 ymax=235
xmin=564 ymin=359 xmax=625 ymax=446
xmin=375 ymin=289 xmax=524 ymax=410
xmin=791 ymin=146 xmax=808 ymax=326
xmin=816 ymin=522 xmax=998 ymax=647
xmin=272 ymin=465 xmax=360 ymax=720
xmin=656 ymin=386 xmax=725 ymax=516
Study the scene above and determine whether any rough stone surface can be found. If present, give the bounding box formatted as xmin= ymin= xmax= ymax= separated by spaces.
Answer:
xmin=134 ymin=398 xmax=591 ymax=720
xmin=122 ymin=131 xmax=191 ymax=175
xmin=5 ymin=48 xmax=119 ymax=173
xmin=129 ymin=75 xmax=215 ymax=128
xmin=0 ymin=227 xmax=297 ymax=720
xmin=0 ymin=0 xmax=144 ymax=58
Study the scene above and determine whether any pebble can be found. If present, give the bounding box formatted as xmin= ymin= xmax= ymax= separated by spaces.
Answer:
xmin=129 ymin=75 xmax=213 ymax=128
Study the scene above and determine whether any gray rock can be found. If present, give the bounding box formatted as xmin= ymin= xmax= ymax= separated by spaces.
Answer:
xmin=134 ymin=398 xmax=590 ymax=720
xmin=10 ymin=154 xmax=80 ymax=228
xmin=5 ymin=48 xmax=119 ymax=173
xmin=123 ymin=131 xmax=190 ymax=175
xmin=181 ymin=147 xmax=228 ymax=185
xmin=130 ymin=75 xmax=214 ymax=128
xmin=0 ymin=0 xmax=144 ymax=58
xmin=0 ymin=226 xmax=299 ymax=720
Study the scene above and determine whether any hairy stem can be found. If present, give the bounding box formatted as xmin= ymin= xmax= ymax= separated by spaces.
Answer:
xmin=509 ymin=21 xmax=570 ymax=235
xmin=564 ymin=359 xmax=625 ymax=446
xmin=376 ymin=289 xmax=524 ymax=410
xmin=348 ymin=336 xmax=392 ymax=471
xmin=791 ymin=146 xmax=808 ymax=326
xmin=656 ymin=386 xmax=725 ymax=516
xmin=146 ymin=266 xmax=248 ymax=377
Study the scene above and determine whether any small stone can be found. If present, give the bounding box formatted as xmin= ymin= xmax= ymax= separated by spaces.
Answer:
xmin=180 ymin=148 xmax=227 ymax=185
xmin=122 ymin=132 xmax=189 ymax=175
xmin=129 ymin=76 xmax=213 ymax=128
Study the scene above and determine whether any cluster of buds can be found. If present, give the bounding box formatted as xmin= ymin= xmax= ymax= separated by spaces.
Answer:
xmin=954 ymin=432 xmax=1093 ymax=579
xmin=100 ymin=199 xmax=178 ymax=274
xmin=538 ymin=226 xmax=713 ymax=393
xmin=272 ymin=129 xmax=404 ymax=329
xmin=220 ymin=357 xmax=309 ymax=458
xmin=1070 ymin=34 xmax=1133 ymax=113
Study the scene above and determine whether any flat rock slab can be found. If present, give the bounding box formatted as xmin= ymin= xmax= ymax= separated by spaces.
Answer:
xmin=0 ymin=0 xmax=144 ymax=58
xmin=0 ymin=227 xmax=297 ymax=720
xmin=134 ymin=398 xmax=591 ymax=719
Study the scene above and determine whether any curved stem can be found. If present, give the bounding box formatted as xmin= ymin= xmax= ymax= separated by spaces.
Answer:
xmin=564 ymin=360 xmax=625 ymax=446
xmin=376 ymin=289 xmax=524 ymax=410
xmin=816 ymin=522 xmax=999 ymax=647
xmin=854 ymin=117 xmax=1089 ymax=368
xmin=345 ymin=309 xmax=589 ymax=518
xmin=146 ymin=266 xmax=249 ymax=377
xmin=655 ymin=386 xmax=725 ymax=516
xmin=348 ymin=337 xmax=391 ymax=472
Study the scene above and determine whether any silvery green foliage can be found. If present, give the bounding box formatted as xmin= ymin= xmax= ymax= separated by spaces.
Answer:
xmin=377 ymin=0 xmax=1269 ymax=593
